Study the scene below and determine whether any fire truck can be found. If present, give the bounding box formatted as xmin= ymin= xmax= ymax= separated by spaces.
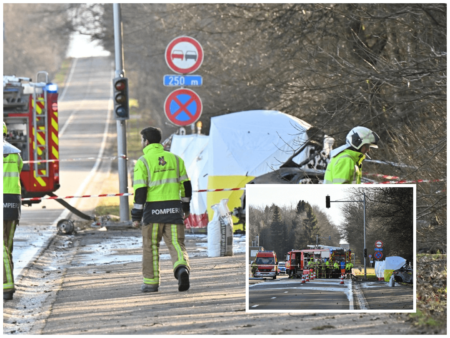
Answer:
xmin=285 ymin=247 xmax=351 ymax=278
xmin=3 ymin=72 xmax=60 ymax=205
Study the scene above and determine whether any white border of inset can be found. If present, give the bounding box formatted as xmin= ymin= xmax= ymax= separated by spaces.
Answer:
xmin=245 ymin=184 xmax=416 ymax=314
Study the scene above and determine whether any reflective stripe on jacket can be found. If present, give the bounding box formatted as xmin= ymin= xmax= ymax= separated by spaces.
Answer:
xmin=133 ymin=144 xmax=190 ymax=224
xmin=3 ymin=153 xmax=23 ymax=195
xmin=323 ymin=149 xmax=365 ymax=184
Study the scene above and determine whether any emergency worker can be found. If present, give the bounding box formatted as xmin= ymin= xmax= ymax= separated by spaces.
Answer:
xmin=131 ymin=127 xmax=192 ymax=293
xmin=333 ymin=260 xmax=339 ymax=278
xmin=325 ymin=259 xmax=330 ymax=278
xmin=346 ymin=261 xmax=354 ymax=278
xmin=340 ymin=260 xmax=346 ymax=277
xmin=3 ymin=122 xmax=23 ymax=301
xmin=324 ymin=126 xmax=380 ymax=184
xmin=320 ymin=260 xmax=326 ymax=278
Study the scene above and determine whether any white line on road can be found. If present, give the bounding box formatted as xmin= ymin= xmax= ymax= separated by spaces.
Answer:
xmin=284 ymin=291 xmax=288 ymax=293
xmin=58 ymin=58 xmax=78 ymax=102
xmin=271 ymin=297 xmax=276 ymax=299
xmin=353 ymin=282 xmax=369 ymax=310
xmin=251 ymin=305 xmax=259 ymax=308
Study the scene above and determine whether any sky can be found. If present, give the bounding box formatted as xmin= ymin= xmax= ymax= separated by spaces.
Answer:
xmin=66 ymin=32 xmax=110 ymax=58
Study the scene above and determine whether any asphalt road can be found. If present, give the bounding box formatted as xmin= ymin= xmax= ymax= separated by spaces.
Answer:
xmin=20 ymin=56 xmax=115 ymax=227
xmin=249 ymin=277 xmax=351 ymax=310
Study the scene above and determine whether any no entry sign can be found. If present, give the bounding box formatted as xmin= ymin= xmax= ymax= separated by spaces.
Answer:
xmin=374 ymin=251 xmax=383 ymax=260
xmin=165 ymin=36 xmax=204 ymax=74
xmin=375 ymin=240 xmax=383 ymax=248
xmin=164 ymin=88 xmax=202 ymax=126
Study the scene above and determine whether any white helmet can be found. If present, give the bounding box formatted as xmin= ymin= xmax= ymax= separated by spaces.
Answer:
xmin=331 ymin=126 xmax=379 ymax=158
xmin=346 ymin=126 xmax=379 ymax=150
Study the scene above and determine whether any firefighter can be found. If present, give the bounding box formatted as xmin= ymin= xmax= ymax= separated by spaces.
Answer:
xmin=340 ymin=260 xmax=346 ymax=278
xmin=131 ymin=127 xmax=192 ymax=293
xmin=325 ymin=259 xmax=330 ymax=278
xmin=324 ymin=126 xmax=380 ymax=184
xmin=320 ymin=260 xmax=326 ymax=278
xmin=346 ymin=261 xmax=354 ymax=279
xmin=3 ymin=122 xmax=23 ymax=301
xmin=333 ymin=260 xmax=339 ymax=278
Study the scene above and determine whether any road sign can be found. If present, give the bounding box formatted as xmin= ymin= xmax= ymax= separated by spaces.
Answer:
xmin=375 ymin=240 xmax=384 ymax=248
xmin=165 ymin=36 xmax=204 ymax=74
xmin=374 ymin=248 xmax=383 ymax=251
xmin=164 ymin=88 xmax=202 ymax=126
xmin=374 ymin=251 xmax=383 ymax=259
xmin=164 ymin=75 xmax=203 ymax=86
xmin=369 ymin=254 xmax=372 ymax=258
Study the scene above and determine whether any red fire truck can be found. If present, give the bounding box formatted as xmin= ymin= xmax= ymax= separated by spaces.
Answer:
xmin=285 ymin=247 xmax=351 ymax=278
xmin=3 ymin=72 xmax=60 ymax=205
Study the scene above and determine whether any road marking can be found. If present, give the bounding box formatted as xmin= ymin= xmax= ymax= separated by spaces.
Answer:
xmin=353 ymin=281 xmax=369 ymax=310
xmin=271 ymin=297 xmax=276 ymax=299
xmin=59 ymin=58 xmax=78 ymax=102
xmin=284 ymin=291 xmax=288 ymax=293
xmin=251 ymin=305 xmax=259 ymax=308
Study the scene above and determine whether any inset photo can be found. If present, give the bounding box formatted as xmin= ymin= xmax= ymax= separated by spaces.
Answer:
xmin=246 ymin=184 xmax=416 ymax=313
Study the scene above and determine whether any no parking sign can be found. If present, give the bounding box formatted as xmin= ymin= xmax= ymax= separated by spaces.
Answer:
xmin=164 ymin=88 xmax=202 ymax=126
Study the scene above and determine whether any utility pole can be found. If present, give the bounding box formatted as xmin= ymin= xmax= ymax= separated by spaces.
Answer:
xmin=326 ymin=193 xmax=368 ymax=279
xmin=113 ymin=4 xmax=130 ymax=221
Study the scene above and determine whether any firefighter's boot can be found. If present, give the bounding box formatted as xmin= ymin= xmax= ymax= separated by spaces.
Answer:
xmin=3 ymin=291 xmax=13 ymax=301
xmin=141 ymin=284 xmax=159 ymax=293
xmin=176 ymin=267 xmax=190 ymax=292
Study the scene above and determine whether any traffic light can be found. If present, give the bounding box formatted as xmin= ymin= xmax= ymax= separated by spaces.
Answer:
xmin=113 ymin=77 xmax=129 ymax=120
xmin=364 ymin=248 xmax=367 ymax=257
xmin=326 ymin=195 xmax=330 ymax=208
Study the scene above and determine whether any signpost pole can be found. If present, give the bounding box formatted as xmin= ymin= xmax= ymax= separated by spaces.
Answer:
xmin=363 ymin=192 xmax=367 ymax=280
xmin=113 ymin=3 xmax=130 ymax=221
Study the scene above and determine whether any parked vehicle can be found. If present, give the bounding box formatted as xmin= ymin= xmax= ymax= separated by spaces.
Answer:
xmin=278 ymin=261 xmax=286 ymax=275
xmin=254 ymin=251 xmax=278 ymax=279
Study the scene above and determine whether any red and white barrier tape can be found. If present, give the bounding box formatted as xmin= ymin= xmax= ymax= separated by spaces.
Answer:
xmin=193 ymin=188 xmax=246 ymax=193
xmin=21 ymin=193 xmax=134 ymax=201
xmin=364 ymin=179 xmax=445 ymax=185
xmin=21 ymin=180 xmax=446 ymax=201
xmin=23 ymin=155 xmax=127 ymax=164
xmin=363 ymin=172 xmax=401 ymax=180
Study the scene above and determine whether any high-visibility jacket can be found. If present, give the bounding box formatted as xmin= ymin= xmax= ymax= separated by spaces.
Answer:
xmin=324 ymin=149 xmax=365 ymax=184
xmin=3 ymin=152 xmax=23 ymax=221
xmin=132 ymin=144 xmax=190 ymax=224
xmin=325 ymin=260 xmax=330 ymax=267
xmin=333 ymin=262 xmax=339 ymax=269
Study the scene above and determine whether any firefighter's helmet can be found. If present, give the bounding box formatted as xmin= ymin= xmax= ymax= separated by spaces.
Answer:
xmin=3 ymin=122 xmax=7 ymax=135
xmin=346 ymin=126 xmax=379 ymax=150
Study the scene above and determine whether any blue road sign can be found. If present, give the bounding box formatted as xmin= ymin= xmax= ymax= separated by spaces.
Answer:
xmin=374 ymin=251 xmax=383 ymax=259
xmin=164 ymin=88 xmax=202 ymax=126
xmin=164 ymin=75 xmax=203 ymax=86
xmin=374 ymin=248 xmax=383 ymax=251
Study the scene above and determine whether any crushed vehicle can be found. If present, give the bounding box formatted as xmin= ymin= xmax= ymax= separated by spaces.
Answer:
xmin=392 ymin=263 xmax=413 ymax=284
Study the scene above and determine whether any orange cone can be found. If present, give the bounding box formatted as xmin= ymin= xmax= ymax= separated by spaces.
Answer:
xmin=340 ymin=275 xmax=344 ymax=284
xmin=306 ymin=274 xmax=310 ymax=282
xmin=301 ymin=275 xmax=305 ymax=284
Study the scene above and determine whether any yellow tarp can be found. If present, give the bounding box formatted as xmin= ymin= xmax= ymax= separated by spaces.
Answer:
xmin=207 ymin=175 xmax=255 ymax=231
xmin=352 ymin=268 xmax=376 ymax=276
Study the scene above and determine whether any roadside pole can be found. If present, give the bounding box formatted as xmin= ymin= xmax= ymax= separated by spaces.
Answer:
xmin=363 ymin=192 xmax=366 ymax=279
xmin=113 ymin=4 xmax=130 ymax=221
xmin=326 ymin=193 xmax=368 ymax=280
